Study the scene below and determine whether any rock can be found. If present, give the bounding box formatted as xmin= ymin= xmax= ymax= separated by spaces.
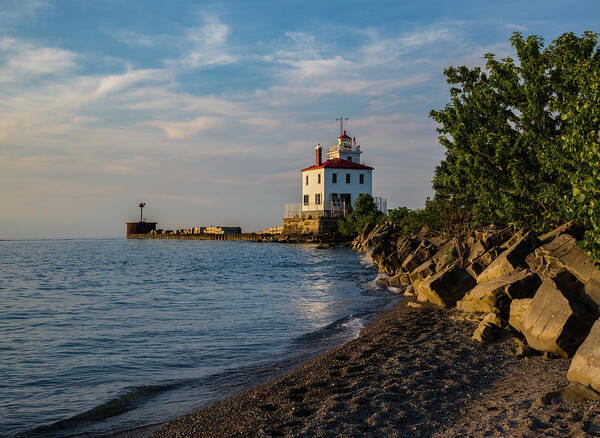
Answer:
xmin=539 ymin=382 xmax=600 ymax=405
xmin=507 ymin=338 xmax=539 ymax=357
xmin=432 ymin=240 xmax=457 ymax=271
xmin=401 ymin=241 xmax=435 ymax=273
xmin=466 ymin=247 xmax=500 ymax=279
xmin=568 ymin=319 xmax=600 ymax=393
xmin=387 ymin=274 xmax=410 ymax=287
xmin=429 ymin=236 xmax=449 ymax=247
xmin=476 ymin=230 xmax=539 ymax=284
xmin=478 ymin=226 xmax=514 ymax=248
xmin=500 ymin=229 xmax=525 ymax=250
xmin=539 ymin=221 xmax=584 ymax=244
xmin=457 ymin=270 xmax=541 ymax=315
xmin=467 ymin=240 xmax=487 ymax=264
xmin=521 ymin=276 xmax=595 ymax=358
xmin=472 ymin=312 xmax=503 ymax=343
xmin=508 ymin=298 xmax=532 ymax=334
xmin=409 ymin=259 xmax=437 ymax=290
xmin=395 ymin=236 xmax=422 ymax=268
xmin=416 ymin=263 xmax=476 ymax=307
xmin=527 ymin=234 xmax=594 ymax=282
xmin=526 ymin=233 xmax=600 ymax=315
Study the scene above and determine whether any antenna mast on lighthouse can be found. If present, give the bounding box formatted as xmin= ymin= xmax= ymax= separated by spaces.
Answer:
xmin=336 ymin=115 xmax=349 ymax=136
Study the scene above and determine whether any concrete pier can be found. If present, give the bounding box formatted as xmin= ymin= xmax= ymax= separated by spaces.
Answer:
xmin=127 ymin=232 xmax=266 ymax=241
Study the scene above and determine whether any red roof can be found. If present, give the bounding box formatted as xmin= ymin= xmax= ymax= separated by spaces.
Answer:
xmin=338 ymin=130 xmax=351 ymax=140
xmin=302 ymin=158 xmax=373 ymax=172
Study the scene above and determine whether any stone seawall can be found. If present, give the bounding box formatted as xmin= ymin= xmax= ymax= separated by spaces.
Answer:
xmin=282 ymin=217 xmax=339 ymax=235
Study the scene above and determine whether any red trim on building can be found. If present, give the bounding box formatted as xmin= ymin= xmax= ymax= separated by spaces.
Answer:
xmin=301 ymin=158 xmax=373 ymax=172
xmin=337 ymin=130 xmax=351 ymax=140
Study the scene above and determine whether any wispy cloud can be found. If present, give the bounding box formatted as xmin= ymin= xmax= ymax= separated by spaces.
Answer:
xmin=165 ymin=15 xmax=236 ymax=69
xmin=0 ymin=37 xmax=78 ymax=82
xmin=0 ymin=0 xmax=48 ymax=26
xmin=148 ymin=116 xmax=224 ymax=139
xmin=93 ymin=69 xmax=171 ymax=97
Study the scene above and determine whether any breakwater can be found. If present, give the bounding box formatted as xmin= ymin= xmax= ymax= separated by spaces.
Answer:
xmin=127 ymin=232 xmax=266 ymax=241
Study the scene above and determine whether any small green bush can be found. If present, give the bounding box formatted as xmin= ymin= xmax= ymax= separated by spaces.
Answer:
xmin=337 ymin=194 xmax=385 ymax=237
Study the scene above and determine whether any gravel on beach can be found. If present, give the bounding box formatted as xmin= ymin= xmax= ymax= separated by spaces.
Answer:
xmin=152 ymin=297 xmax=600 ymax=437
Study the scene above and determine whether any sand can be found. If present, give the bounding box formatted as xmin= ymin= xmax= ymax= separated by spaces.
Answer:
xmin=151 ymin=296 xmax=600 ymax=437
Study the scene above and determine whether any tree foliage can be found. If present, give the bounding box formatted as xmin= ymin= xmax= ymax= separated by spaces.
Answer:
xmin=337 ymin=194 xmax=385 ymax=236
xmin=430 ymin=31 xmax=600 ymax=261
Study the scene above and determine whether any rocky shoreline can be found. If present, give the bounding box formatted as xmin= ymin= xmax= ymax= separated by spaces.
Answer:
xmin=355 ymin=221 xmax=600 ymax=395
xmin=144 ymin=221 xmax=600 ymax=437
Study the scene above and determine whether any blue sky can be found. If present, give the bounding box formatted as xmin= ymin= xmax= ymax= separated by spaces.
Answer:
xmin=1 ymin=0 xmax=598 ymax=238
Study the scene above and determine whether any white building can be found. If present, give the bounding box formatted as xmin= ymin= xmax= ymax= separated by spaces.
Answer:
xmin=300 ymin=130 xmax=374 ymax=216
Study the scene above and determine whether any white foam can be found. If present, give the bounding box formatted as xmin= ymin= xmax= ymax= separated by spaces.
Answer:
xmin=341 ymin=316 xmax=365 ymax=339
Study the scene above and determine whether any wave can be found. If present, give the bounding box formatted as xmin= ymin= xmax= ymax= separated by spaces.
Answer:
xmin=22 ymin=383 xmax=182 ymax=438
xmin=292 ymin=312 xmax=374 ymax=346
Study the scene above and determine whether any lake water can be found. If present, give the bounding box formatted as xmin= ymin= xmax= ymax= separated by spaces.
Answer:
xmin=0 ymin=239 xmax=396 ymax=437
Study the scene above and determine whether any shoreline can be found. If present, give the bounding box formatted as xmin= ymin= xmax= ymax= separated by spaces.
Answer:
xmin=147 ymin=294 xmax=600 ymax=437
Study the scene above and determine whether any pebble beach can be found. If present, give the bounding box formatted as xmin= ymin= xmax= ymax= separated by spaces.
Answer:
xmin=150 ymin=296 xmax=600 ymax=437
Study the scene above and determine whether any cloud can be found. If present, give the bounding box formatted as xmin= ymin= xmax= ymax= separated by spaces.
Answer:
xmin=0 ymin=0 xmax=48 ymax=26
xmin=149 ymin=116 xmax=224 ymax=139
xmin=0 ymin=37 xmax=78 ymax=82
xmin=108 ymin=29 xmax=173 ymax=48
xmin=242 ymin=117 xmax=280 ymax=132
xmin=93 ymin=69 xmax=171 ymax=97
xmin=165 ymin=15 xmax=236 ymax=69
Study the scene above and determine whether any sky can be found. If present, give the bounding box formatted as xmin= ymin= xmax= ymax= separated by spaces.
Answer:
xmin=1 ymin=0 xmax=598 ymax=238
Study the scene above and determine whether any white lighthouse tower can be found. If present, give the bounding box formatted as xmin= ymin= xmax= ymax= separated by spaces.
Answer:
xmin=300 ymin=126 xmax=373 ymax=216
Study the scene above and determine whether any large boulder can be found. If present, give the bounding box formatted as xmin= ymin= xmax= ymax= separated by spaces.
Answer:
xmin=416 ymin=263 xmax=476 ymax=307
xmin=539 ymin=221 xmax=584 ymax=245
xmin=409 ymin=259 xmax=437 ymax=290
xmin=432 ymin=240 xmax=457 ymax=271
xmin=568 ymin=319 xmax=600 ymax=393
xmin=402 ymin=241 xmax=435 ymax=273
xmin=508 ymin=298 xmax=532 ymax=334
xmin=396 ymin=236 xmax=422 ymax=267
xmin=527 ymin=233 xmax=600 ymax=315
xmin=476 ymin=230 xmax=539 ymax=284
xmin=476 ymin=226 xmax=514 ymax=249
xmin=467 ymin=240 xmax=487 ymax=264
xmin=466 ymin=247 xmax=500 ymax=279
xmin=457 ymin=270 xmax=541 ymax=315
xmin=521 ymin=275 xmax=595 ymax=358
xmin=472 ymin=312 xmax=504 ymax=343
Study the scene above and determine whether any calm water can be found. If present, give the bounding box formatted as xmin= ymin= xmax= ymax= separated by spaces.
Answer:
xmin=0 ymin=239 xmax=395 ymax=437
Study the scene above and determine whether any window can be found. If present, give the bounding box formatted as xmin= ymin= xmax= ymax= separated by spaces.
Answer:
xmin=318 ymin=173 xmax=321 ymax=184
xmin=359 ymin=174 xmax=364 ymax=184
xmin=332 ymin=173 xmax=337 ymax=183
xmin=305 ymin=175 xmax=308 ymax=185
xmin=315 ymin=193 xmax=322 ymax=205
xmin=346 ymin=173 xmax=351 ymax=184
xmin=303 ymin=195 xmax=309 ymax=206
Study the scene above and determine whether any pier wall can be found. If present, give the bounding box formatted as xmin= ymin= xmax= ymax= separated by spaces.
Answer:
xmin=282 ymin=217 xmax=339 ymax=235
xmin=127 ymin=232 xmax=265 ymax=241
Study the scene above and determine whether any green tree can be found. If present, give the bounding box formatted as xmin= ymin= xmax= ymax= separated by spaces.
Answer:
xmin=337 ymin=194 xmax=385 ymax=236
xmin=430 ymin=31 xmax=600 ymax=255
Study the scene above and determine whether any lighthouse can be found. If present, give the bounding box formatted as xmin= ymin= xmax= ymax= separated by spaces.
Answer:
xmin=300 ymin=129 xmax=373 ymax=216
